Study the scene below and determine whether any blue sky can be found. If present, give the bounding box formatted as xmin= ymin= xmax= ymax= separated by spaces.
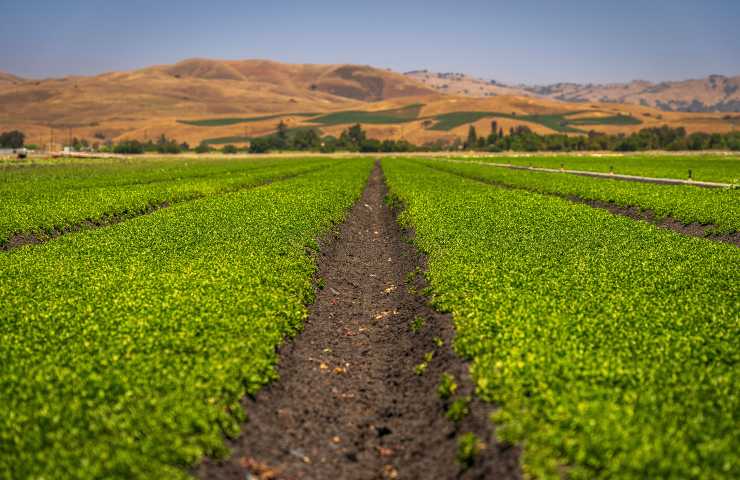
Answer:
xmin=1 ymin=0 xmax=738 ymax=84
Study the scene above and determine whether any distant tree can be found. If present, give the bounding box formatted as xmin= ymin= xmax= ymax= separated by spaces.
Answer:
xmin=274 ymin=121 xmax=289 ymax=149
xmin=466 ymin=126 xmax=478 ymax=149
xmin=249 ymin=137 xmax=271 ymax=154
xmin=293 ymin=128 xmax=321 ymax=150
xmin=194 ymin=142 xmax=211 ymax=154
xmin=347 ymin=124 xmax=366 ymax=146
xmin=0 ymin=130 xmax=25 ymax=149
xmin=491 ymin=120 xmax=499 ymax=138
xmin=113 ymin=140 xmax=144 ymax=154
xmin=155 ymin=134 xmax=180 ymax=154
xmin=360 ymin=138 xmax=382 ymax=152
xmin=222 ymin=144 xmax=238 ymax=154
xmin=339 ymin=124 xmax=366 ymax=151
xmin=320 ymin=136 xmax=338 ymax=153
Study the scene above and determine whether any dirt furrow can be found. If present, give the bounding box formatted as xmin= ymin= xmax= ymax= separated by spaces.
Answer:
xmin=197 ymin=163 xmax=520 ymax=480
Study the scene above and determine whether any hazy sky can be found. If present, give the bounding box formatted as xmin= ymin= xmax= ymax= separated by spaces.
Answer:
xmin=1 ymin=0 xmax=739 ymax=84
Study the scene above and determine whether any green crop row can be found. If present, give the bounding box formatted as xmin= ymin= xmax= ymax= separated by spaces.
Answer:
xmin=0 ymin=158 xmax=373 ymax=479
xmin=467 ymin=154 xmax=740 ymax=184
xmin=419 ymin=158 xmax=740 ymax=233
xmin=0 ymin=157 xmax=333 ymax=245
xmin=382 ymin=157 xmax=739 ymax=479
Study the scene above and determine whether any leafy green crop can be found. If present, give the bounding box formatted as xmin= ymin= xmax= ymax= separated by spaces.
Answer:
xmin=383 ymin=157 xmax=739 ymax=479
xmin=419 ymin=157 xmax=740 ymax=233
xmin=468 ymin=154 xmax=740 ymax=184
xmin=0 ymin=158 xmax=373 ymax=479
xmin=0 ymin=156 xmax=333 ymax=246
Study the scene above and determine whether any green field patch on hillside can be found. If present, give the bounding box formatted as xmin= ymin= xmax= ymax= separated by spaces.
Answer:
xmin=427 ymin=111 xmax=639 ymax=133
xmin=203 ymin=127 xmax=320 ymax=145
xmin=569 ymin=115 xmax=642 ymax=126
xmin=310 ymin=104 xmax=423 ymax=126
xmin=426 ymin=112 xmax=496 ymax=131
xmin=177 ymin=113 xmax=317 ymax=127
xmin=427 ymin=111 xmax=583 ymax=133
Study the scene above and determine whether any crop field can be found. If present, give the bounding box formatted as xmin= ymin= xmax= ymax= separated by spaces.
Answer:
xmin=177 ymin=113 xmax=318 ymax=127
xmin=474 ymin=154 xmax=740 ymax=183
xmin=383 ymin=158 xmax=739 ymax=478
xmin=1 ymin=154 xmax=737 ymax=479
xmin=423 ymin=158 xmax=740 ymax=233
xmin=0 ymin=157 xmax=333 ymax=247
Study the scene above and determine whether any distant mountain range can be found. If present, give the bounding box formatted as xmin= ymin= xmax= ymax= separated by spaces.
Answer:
xmin=404 ymin=71 xmax=740 ymax=113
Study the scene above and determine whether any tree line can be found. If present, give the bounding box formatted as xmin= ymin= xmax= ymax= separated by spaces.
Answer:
xmin=3 ymin=122 xmax=740 ymax=154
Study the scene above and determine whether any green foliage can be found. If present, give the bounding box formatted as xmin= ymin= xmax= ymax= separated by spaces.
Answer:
xmin=113 ymin=139 xmax=144 ymax=154
xmin=0 ymin=130 xmax=25 ymax=148
xmin=414 ymin=351 xmax=434 ymax=375
xmin=420 ymin=158 xmax=740 ymax=233
xmin=456 ymin=433 xmax=482 ymax=468
xmin=446 ymin=396 xmax=471 ymax=423
xmin=0 ymin=157 xmax=335 ymax=246
xmin=410 ymin=315 xmax=426 ymax=333
xmin=0 ymin=158 xmax=373 ymax=479
xmin=383 ymin=158 xmax=740 ymax=479
xmin=194 ymin=142 xmax=211 ymax=154
xmin=437 ymin=372 xmax=458 ymax=401
xmin=155 ymin=134 xmax=181 ymax=154
xmin=221 ymin=144 xmax=238 ymax=154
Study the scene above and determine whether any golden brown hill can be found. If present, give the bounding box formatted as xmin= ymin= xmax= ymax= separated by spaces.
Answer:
xmin=523 ymin=75 xmax=740 ymax=112
xmin=0 ymin=58 xmax=438 ymax=144
xmin=0 ymin=59 xmax=738 ymax=148
xmin=0 ymin=71 xmax=24 ymax=85
xmin=406 ymin=70 xmax=740 ymax=113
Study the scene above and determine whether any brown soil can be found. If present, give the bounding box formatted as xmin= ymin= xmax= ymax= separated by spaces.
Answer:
xmin=196 ymin=163 xmax=521 ymax=480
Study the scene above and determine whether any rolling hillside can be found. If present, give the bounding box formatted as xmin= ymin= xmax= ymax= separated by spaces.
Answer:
xmin=0 ymin=59 xmax=738 ymax=148
xmin=406 ymin=70 xmax=740 ymax=113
